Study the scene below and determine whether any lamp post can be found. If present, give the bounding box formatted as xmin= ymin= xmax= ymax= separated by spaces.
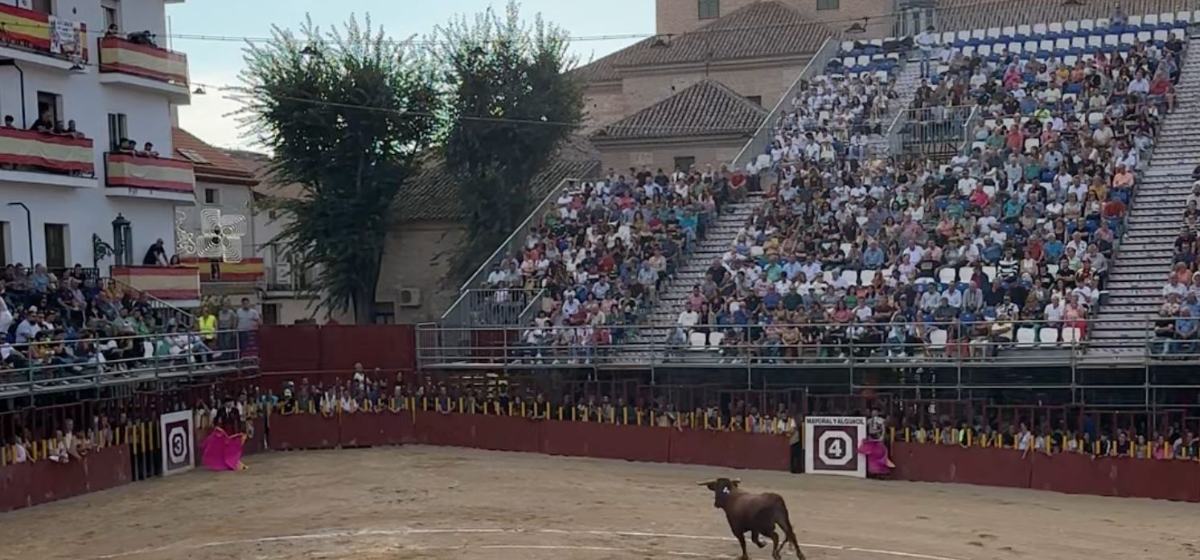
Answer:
xmin=5 ymin=202 xmax=33 ymax=266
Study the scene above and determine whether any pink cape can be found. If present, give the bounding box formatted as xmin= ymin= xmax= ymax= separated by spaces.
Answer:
xmin=201 ymin=427 xmax=246 ymax=471
xmin=858 ymin=439 xmax=895 ymax=475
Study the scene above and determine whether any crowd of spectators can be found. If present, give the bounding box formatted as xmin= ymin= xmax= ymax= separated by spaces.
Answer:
xmin=0 ymin=264 xmax=257 ymax=388
xmin=1153 ymin=165 xmax=1200 ymax=356
xmin=768 ymin=72 xmax=898 ymax=164
xmin=477 ymin=168 xmax=754 ymax=357
xmin=669 ymin=27 xmax=1184 ymax=360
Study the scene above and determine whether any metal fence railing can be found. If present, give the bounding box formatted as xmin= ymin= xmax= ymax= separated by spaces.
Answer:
xmin=0 ymin=328 xmax=257 ymax=399
xmin=898 ymin=104 xmax=977 ymax=153
xmin=413 ymin=317 xmax=1185 ymax=371
xmin=454 ymin=177 xmax=581 ymax=295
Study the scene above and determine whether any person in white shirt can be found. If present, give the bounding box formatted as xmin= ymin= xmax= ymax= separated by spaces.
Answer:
xmin=676 ymin=303 xmax=700 ymax=343
xmin=917 ymin=26 xmax=937 ymax=78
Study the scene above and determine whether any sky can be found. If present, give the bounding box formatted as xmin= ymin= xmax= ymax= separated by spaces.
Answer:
xmin=165 ymin=0 xmax=654 ymax=150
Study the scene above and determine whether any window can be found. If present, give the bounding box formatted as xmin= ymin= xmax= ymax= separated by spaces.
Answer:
xmin=29 ymin=0 xmax=52 ymax=15
xmin=178 ymin=149 xmax=210 ymax=164
xmin=697 ymin=0 xmax=719 ymax=20
xmin=262 ymin=303 xmax=279 ymax=325
xmin=204 ymin=188 xmax=220 ymax=205
xmin=107 ymin=113 xmax=128 ymax=152
xmin=746 ymin=95 xmax=762 ymax=106
xmin=44 ymin=224 xmax=68 ymax=270
xmin=373 ymin=302 xmax=396 ymax=325
xmin=674 ymin=156 xmax=696 ymax=173
xmin=817 ymin=0 xmax=839 ymax=10
xmin=102 ymin=0 xmax=120 ymax=32
xmin=36 ymin=91 xmax=61 ymax=127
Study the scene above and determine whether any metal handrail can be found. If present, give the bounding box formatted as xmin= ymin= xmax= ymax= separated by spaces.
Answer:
xmin=101 ymin=276 xmax=196 ymax=327
xmin=959 ymin=104 xmax=982 ymax=155
xmin=729 ymin=36 xmax=840 ymax=171
xmin=455 ymin=177 xmax=581 ymax=294
xmin=0 ymin=328 xmax=254 ymax=399
xmin=413 ymin=316 xmax=1195 ymax=369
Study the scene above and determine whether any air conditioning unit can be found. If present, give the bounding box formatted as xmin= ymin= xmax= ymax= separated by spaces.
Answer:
xmin=396 ymin=288 xmax=422 ymax=307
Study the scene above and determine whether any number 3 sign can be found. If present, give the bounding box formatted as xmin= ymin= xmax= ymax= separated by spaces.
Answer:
xmin=804 ymin=416 xmax=866 ymax=478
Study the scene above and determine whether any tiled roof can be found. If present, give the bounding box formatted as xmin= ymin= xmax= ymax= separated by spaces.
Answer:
xmin=935 ymin=0 xmax=1198 ymax=32
xmin=577 ymin=1 xmax=830 ymax=84
xmin=171 ymin=128 xmax=257 ymax=186
xmin=396 ymin=141 xmax=602 ymax=222
xmin=589 ymin=79 xmax=767 ymax=141
xmin=223 ymin=150 xmax=307 ymax=200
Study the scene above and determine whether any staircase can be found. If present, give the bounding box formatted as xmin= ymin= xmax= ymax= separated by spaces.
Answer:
xmin=638 ymin=195 xmax=764 ymax=344
xmin=868 ymin=59 xmax=925 ymax=157
xmin=1091 ymin=36 xmax=1200 ymax=357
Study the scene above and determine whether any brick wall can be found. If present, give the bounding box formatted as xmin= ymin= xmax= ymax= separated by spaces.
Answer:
xmin=377 ymin=221 xmax=467 ymax=324
xmin=656 ymin=0 xmax=896 ymax=38
xmin=595 ymin=138 xmax=747 ymax=174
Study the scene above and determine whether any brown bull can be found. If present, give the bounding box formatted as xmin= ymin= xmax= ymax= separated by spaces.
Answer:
xmin=698 ymin=478 xmax=805 ymax=560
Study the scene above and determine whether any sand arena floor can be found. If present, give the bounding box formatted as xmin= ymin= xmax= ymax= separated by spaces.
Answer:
xmin=0 ymin=446 xmax=1197 ymax=560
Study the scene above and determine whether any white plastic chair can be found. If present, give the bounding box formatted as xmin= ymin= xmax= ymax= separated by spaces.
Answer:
xmin=1080 ymin=19 xmax=1095 ymax=32
xmin=1039 ymin=328 xmax=1060 ymax=345
xmin=1065 ymin=21 xmax=1080 ymax=34
xmin=987 ymin=27 xmax=1002 ymax=40
xmin=840 ymin=269 xmax=860 ymax=287
xmin=1062 ymin=327 xmax=1081 ymax=345
xmin=972 ymin=29 xmax=986 ymax=41
xmin=1144 ymin=14 xmax=1159 ymax=28
xmin=959 ymin=266 xmax=975 ymax=283
xmin=1103 ymin=34 xmax=1119 ymax=48
xmin=981 ymin=266 xmax=998 ymax=282
xmin=1002 ymin=26 xmax=1016 ymax=39
xmin=689 ymin=331 xmax=708 ymax=349
xmin=1119 ymin=33 xmax=1136 ymax=45
xmin=859 ymin=269 xmax=876 ymax=286
xmin=1047 ymin=264 xmax=1060 ymax=276
xmin=1017 ymin=24 xmax=1032 ymax=37
xmin=1016 ymin=328 xmax=1037 ymax=347
xmin=928 ymin=329 xmax=949 ymax=354
xmin=708 ymin=331 xmax=724 ymax=347
xmin=1049 ymin=22 xmax=1063 ymax=36
xmin=938 ymin=268 xmax=958 ymax=284
xmin=1128 ymin=15 xmax=1143 ymax=28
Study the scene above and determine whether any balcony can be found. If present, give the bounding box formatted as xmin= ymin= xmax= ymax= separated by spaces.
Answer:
xmin=98 ymin=36 xmax=190 ymax=104
xmin=0 ymin=4 xmax=88 ymax=70
xmin=180 ymin=256 xmax=265 ymax=296
xmin=104 ymin=152 xmax=196 ymax=203
xmin=0 ymin=128 xmax=98 ymax=188
xmin=110 ymin=266 xmax=201 ymax=308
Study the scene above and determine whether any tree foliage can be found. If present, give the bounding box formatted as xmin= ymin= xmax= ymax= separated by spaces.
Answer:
xmin=435 ymin=2 xmax=586 ymax=283
xmin=236 ymin=17 xmax=441 ymax=323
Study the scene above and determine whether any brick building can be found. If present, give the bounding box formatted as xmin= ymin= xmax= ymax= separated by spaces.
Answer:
xmin=589 ymin=79 xmax=766 ymax=172
xmin=655 ymin=0 xmax=898 ymax=38
xmin=578 ymin=1 xmax=834 ymax=171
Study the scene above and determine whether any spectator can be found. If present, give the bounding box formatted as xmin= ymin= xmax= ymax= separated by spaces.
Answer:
xmin=142 ymin=239 xmax=168 ymax=266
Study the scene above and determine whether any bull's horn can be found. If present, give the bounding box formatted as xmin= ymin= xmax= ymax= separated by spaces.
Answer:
xmin=696 ymin=479 xmax=716 ymax=486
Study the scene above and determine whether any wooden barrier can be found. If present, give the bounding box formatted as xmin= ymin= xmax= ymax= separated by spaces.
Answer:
xmin=270 ymin=413 xmax=340 ymax=450
xmin=541 ymin=420 xmax=672 ymax=463
xmin=891 ymin=443 xmax=1032 ymax=489
xmin=0 ymin=446 xmax=131 ymax=513
xmin=668 ymin=429 xmax=791 ymax=471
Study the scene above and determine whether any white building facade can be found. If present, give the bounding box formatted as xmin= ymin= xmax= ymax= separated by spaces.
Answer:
xmin=0 ymin=0 xmax=192 ymax=273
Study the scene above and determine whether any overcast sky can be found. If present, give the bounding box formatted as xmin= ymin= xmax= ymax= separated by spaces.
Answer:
xmin=166 ymin=0 xmax=653 ymax=149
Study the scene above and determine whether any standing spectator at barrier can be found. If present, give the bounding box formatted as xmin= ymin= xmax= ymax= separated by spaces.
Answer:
xmin=235 ymin=298 xmax=261 ymax=355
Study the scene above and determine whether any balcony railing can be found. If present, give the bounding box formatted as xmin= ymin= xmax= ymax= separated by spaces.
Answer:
xmin=98 ymin=35 xmax=188 ymax=86
xmin=104 ymin=152 xmax=195 ymax=194
xmin=109 ymin=265 xmax=201 ymax=306
xmin=180 ymin=257 xmax=265 ymax=283
xmin=0 ymin=4 xmax=88 ymax=64
xmin=0 ymin=128 xmax=94 ymax=177
xmin=415 ymin=318 xmax=1186 ymax=371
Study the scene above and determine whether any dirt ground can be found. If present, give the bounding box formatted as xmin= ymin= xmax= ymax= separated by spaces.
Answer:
xmin=1 ymin=446 xmax=1197 ymax=560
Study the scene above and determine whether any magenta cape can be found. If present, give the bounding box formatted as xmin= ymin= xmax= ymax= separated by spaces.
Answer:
xmin=201 ymin=427 xmax=245 ymax=471
xmin=858 ymin=439 xmax=895 ymax=475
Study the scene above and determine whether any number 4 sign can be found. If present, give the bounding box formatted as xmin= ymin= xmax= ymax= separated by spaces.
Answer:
xmin=804 ymin=416 xmax=867 ymax=478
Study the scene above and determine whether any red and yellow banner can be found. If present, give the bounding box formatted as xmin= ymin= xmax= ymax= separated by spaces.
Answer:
xmin=180 ymin=257 xmax=265 ymax=282
xmin=106 ymin=153 xmax=194 ymax=193
xmin=0 ymin=4 xmax=88 ymax=61
xmin=0 ymin=128 xmax=93 ymax=173
xmin=99 ymin=36 xmax=188 ymax=85
xmin=111 ymin=266 xmax=200 ymax=301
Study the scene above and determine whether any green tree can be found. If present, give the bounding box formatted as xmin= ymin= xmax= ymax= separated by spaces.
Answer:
xmin=237 ymin=17 xmax=441 ymax=323
xmin=435 ymin=1 xmax=585 ymax=283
